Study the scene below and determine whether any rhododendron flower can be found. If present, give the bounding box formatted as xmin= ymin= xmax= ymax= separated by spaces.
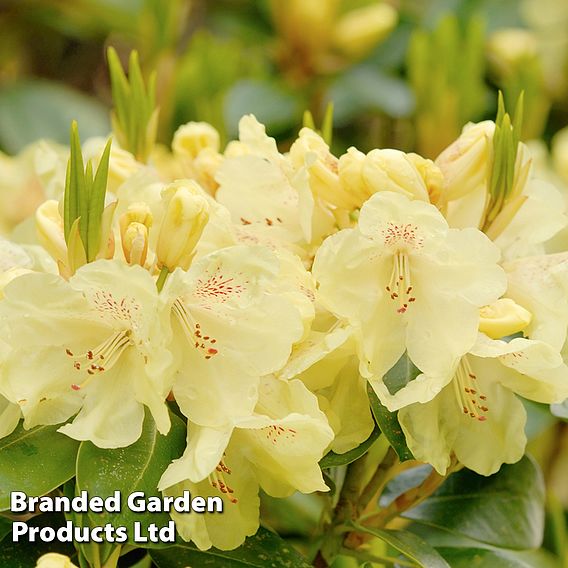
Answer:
xmin=162 ymin=245 xmax=305 ymax=428
xmin=159 ymin=377 xmax=333 ymax=550
xmin=399 ymin=333 xmax=568 ymax=475
xmin=0 ymin=260 xmax=174 ymax=447
xmin=280 ymin=325 xmax=374 ymax=454
xmin=215 ymin=115 xmax=335 ymax=256
xmin=313 ymin=191 xmax=507 ymax=409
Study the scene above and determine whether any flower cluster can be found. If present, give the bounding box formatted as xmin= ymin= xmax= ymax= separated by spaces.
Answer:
xmin=1 ymin=104 xmax=568 ymax=552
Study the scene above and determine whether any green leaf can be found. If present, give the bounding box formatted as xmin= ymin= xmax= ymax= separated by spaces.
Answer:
xmin=75 ymin=410 xmax=186 ymax=547
xmin=0 ymin=80 xmax=110 ymax=154
xmin=61 ymin=480 xmax=118 ymax=566
xmin=404 ymin=456 xmax=545 ymax=550
xmin=320 ymin=426 xmax=380 ymax=469
xmin=435 ymin=547 xmax=558 ymax=568
xmin=321 ymin=102 xmax=334 ymax=146
xmin=0 ymin=516 xmax=12 ymax=541
xmin=367 ymin=384 xmax=413 ymax=462
xmin=380 ymin=464 xmax=432 ymax=507
xmin=70 ymin=122 xmax=89 ymax=249
xmin=0 ymin=423 xmax=80 ymax=511
xmin=0 ymin=513 xmax=77 ymax=567
xmin=107 ymin=47 xmax=157 ymax=162
xmin=87 ymin=137 xmax=112 ymax=261
xmin=150 ymin=527 xmax=311 ymax=567
xmin=383 ymin=352 xmax=421 ymax=395
xmin=350 ymin=524 xmax=450 ymax=568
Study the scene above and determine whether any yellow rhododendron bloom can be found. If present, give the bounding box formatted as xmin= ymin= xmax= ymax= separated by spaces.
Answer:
xmin=313 ymin=191 xmax=507 ymax=410
xmin=216 ymin=115 xmax=335 ymax=257
xmin=0 ymin=259 xmax=174 ymax=448
xmin=159 ymin=377 xmax=333 ymax=550
xmin=280 ymin=325 xmax=374 ymax=454
xmin=162 ymin=245 xmax=304 ymax=428
xmin=35 ymin=553 xmax=79 ymax=568
xmin=399 ymin=333 xmax=568 ymax=476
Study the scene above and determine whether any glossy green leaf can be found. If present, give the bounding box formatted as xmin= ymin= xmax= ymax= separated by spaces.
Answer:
xmin=0 ymin=423 xmax=80 ymax=511
xmin=62 ymin=480 xmax=119 ymax=567
xmin=0 ymin=513 xmax=77 ymax=567
xmin=404 ymin=456 xmax=545 ymax=550
xmin=0 ymin=516 xmax=12 ymax=541
xmin=350 ymin=524 xmax=450 ymax=568
xmin=436 ymin=547 xmax=558 ymax=568
xmin=380 ymin=464 xmax=432 ymax=507
xmin=150 ymin=527 xmax=311 ymax=567
xmin=320 ymin=426 xmax=381 ymax=469
xmin=0 ymin=80 xmax=109 ymax=154
xmin=75 ymin=410 xmax=186 ymax=547
xmin=367 ymin=384 xmax=413 ymax=462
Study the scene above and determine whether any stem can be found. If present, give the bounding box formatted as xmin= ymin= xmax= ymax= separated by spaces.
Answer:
xmin=362 ymin=466 xmax=448 ymax=530
xmin=357 ymin=447 xmax=398 ymax=516
xmin=313 ymin=456 xmax=369 ymax=566
xmin=156 ymin=266 xmax=169 ymax=292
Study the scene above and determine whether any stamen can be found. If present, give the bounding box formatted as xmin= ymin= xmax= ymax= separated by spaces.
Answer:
xmin=173 ymin=299 xmax=219 ymax=360
xmin=385 ymin=251 xmax=416 ymax=314
xmin=66 ymin=330 xmax=131 ymax=391
xmin=208 ymin=458 xmax=237 ymax=504
xmin=453 ymin=357 xmax=489 ymax=422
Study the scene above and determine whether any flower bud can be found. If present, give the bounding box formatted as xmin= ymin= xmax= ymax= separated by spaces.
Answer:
xmin=290 ymin=128 xmax=353 ymax=209
xmin=35 ymin=199 xmax=67 ymax=264
xmin=333 ymin=3 xmax=397 ymax=59
xmin=122 ymin=222 xmax=149 ymax=266
xmin=406 ymin=153 xmax=445 ymax=205
xmin=193 ymin=148 xmax=224 ymax=194
xmin=156 ymin=181 xmax=210 ymax=271
xmin=271 ymin=0 xmax=337 ymax=54
xmin=172 ymin=122 xmax=220 ymax=161
xmin=119 ymin=202 xmax=153 ymax=236
xmin=338 ymin=147 xmax=368 ymax=203
xmin=362 ymin=149 xmax=430 ymax=202
xmin=486 ymin=28 xmax=539 ymax=78
xmin=35 ymin=553 xmax=79 ymax=568
xmin=435 ymin=121 xmax=495 ymax=202
xmin=479 ymin=298 xmax=532 ymax=339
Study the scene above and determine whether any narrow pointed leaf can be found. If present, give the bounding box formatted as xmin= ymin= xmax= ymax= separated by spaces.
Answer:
xmin=87 ymin=138 xmax=112 ymax=261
